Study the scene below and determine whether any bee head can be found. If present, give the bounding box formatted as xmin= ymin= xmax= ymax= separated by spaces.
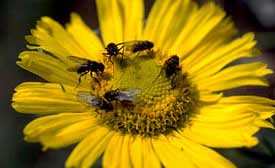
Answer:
xmin=145 ymin=41 xmax=154 ymax=49
xmin=106 ymin=43 xmax=119 ymax=56
xmin=168 ymin=55 xmax=180 ymax=65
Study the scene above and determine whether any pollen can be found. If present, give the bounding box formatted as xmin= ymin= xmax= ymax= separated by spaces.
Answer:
xmin=94 ymin=52 xmax=199 ymax=137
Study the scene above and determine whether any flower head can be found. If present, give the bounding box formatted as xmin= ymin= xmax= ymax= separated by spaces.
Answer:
xmin=12 ymin=0 xmax=275 ymax=168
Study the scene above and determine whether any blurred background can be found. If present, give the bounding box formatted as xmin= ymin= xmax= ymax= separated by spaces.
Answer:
xmin=0 ymin=0 xmax=275 ymax=167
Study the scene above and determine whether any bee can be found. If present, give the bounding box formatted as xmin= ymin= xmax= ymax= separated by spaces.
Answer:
xmin=162 ymin=55 xmax=181 ymax=78
xmin=77 ymin=91 xmax=113 ymax=111
xmin=67 ymin=56 xmax=105 ymax=87
xmin=103 ymin=88 xmax=141 ymax=105
xmin=155 ymin=55 xmax=181 ymax=88
xmin=103 ymin=40 xmax=154 ymax=63
xmin=126 ymin=40 xmax=154 ymax=53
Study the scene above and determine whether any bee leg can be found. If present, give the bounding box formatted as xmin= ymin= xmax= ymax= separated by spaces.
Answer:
xmin=171 ymin=73 xmax=178 ymax=89
xmin=106 ymin=56 xmax=115 ymax=73
xmin=98 ymin=72 xmax=104 ymax=78
xmin=133 ymin=51 xmax=141 ymax=59
xmin=118 ymin=46 xmax=124 ymax=64
xmin=148 ymin=49 xmax=156 ymax=58
xmin=92 ymin=73 xmax=101 ymax=89
xmin=102 ymin=52 xmax=107 ymax=59
xmin=76 ymin=72 xmax=88 ymax=88
xmin=102 ymin=53 xmax=114 ymax=65
xmin=108 ymin=56 xmax=114 ymax=65
xmin=76 ymin=78 xmax=81 ymax=88
xmin=94 ymin=78 xmax=101 ymax=93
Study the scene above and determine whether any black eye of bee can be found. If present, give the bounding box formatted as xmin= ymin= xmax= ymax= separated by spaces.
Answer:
xmin=67 ymin=56 xmax=105 ymax=87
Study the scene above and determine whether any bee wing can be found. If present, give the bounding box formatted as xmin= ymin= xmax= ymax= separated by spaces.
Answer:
xmin=116 ymin=40 xmax=140 ymax=46
xmin=67 ymin=56 xmax=90 ymax=63
xmin=77 ymin=91 xmax=99 ymax=106
xmin=67 ymin=66 xmax=80 ymax=72
xmin=66 ymin=56 xmax=90 ymax=72
xmin=118 ymin=88 xmax=141 ymax=103
xmin=116 ymin=41 xmax=140 ymax=51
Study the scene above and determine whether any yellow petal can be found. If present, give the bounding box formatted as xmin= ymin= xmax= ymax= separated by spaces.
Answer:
xmin=65 ymin=127 xmax=113 ymax=168
xmin=120 ymin=135 xmax=132 ymax=168
xmin=129 ymin=136 xmax=161 ymax=168
xmin=197 ymin=62 xmax=273 ymax=91
xmin=219 ymin=96 xmax=275 ymax=105
xmin=143 ymin=138 xmax=161 ymax=168
xmin=193 ymin=108 xmax=257 ymax=128
xmin=144 ymin=0 xmax=198 ymax=50
xmin=27 ymin=16 xmax=88 ymax=59
xmin=152 ymin=136 xmax=196 ymax=168
xmin=143 ymin=0 xmax=172 ymax=43
xmin=24 ymin=113 xmax=90 ymax=136
xmin=182 ymin=17 xmax=237 ymax=68
xmin=205 ymin=77 xmax=269 ymax=91
xmin=182 ymin=125 xmax=259 ymax=148
xmin=40 ymin=118 xmax=97 ymax=148
xmin=17 ymin=51 xmax=75 ymax=87
xmin=23 ymin=113 xmax=95 ymax=148
xmin=182 ymin=103 xmax=264 ymax=148
xmin=161 ymin=0 xmax=198 ymax=51
xmin=199 ymin=91 xmax=223 ymax=103
xmin=129 ymin=136 xmax=143 ymax=168
xmin=200 ymin=62 xmax=272 ymax=84
xmin=12 ymin=82 xmax=87 ymax=114
xmin=96 ymin=0 xmax=123 ymax=44
xmin=196 ymin=103 xmax=274 ymax=127
xmin=120 ymin=0 xmax=144 ymax=41
xmin=254 ymin=120 xmax=274 ymax=129
xmin=171 ymin=2 xmax=225 ymax=57
xmin=103 ymin=134 xmax=132 ymax=168
xmin=66 ymin=13 xmax=104 ymax=61
xmin=17 ymin=51 xmax=96 ymax=89
xmin=96 ymin=0 xmax=144 ymax=44
xmin=102 ymin=134 xmax=122 ymax=168
xmin=189 ymin=33 xmax=256 ymax=80
xmin=170 ymin=134 xmax=236 ymax=168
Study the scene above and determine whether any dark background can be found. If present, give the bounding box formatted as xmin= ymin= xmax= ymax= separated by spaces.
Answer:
xmin=0 ymin=0 xmax=275 ymax=167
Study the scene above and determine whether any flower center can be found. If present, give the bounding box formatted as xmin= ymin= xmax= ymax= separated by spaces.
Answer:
xmin=95 ymin=52 xmax=198 ymax=137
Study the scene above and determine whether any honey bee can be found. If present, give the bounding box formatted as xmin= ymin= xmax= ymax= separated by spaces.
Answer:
xmin=162 ymin=55 xmax=181 ymax=78
xmin=154 ymin=55 xmax=182 ymax=88
xmin=67 ymin=56 xmax=105 ymax=87
xmin=103 ymin=40 xmax=154 ymax=63
xmin=103 ymin=88 xmax=141 ymax=105
xmin=77 ymin=91 xmax=113 ymax=111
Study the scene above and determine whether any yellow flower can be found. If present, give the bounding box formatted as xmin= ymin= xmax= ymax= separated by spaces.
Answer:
xmin=12 ymin=0 xmax=275 ymax=168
